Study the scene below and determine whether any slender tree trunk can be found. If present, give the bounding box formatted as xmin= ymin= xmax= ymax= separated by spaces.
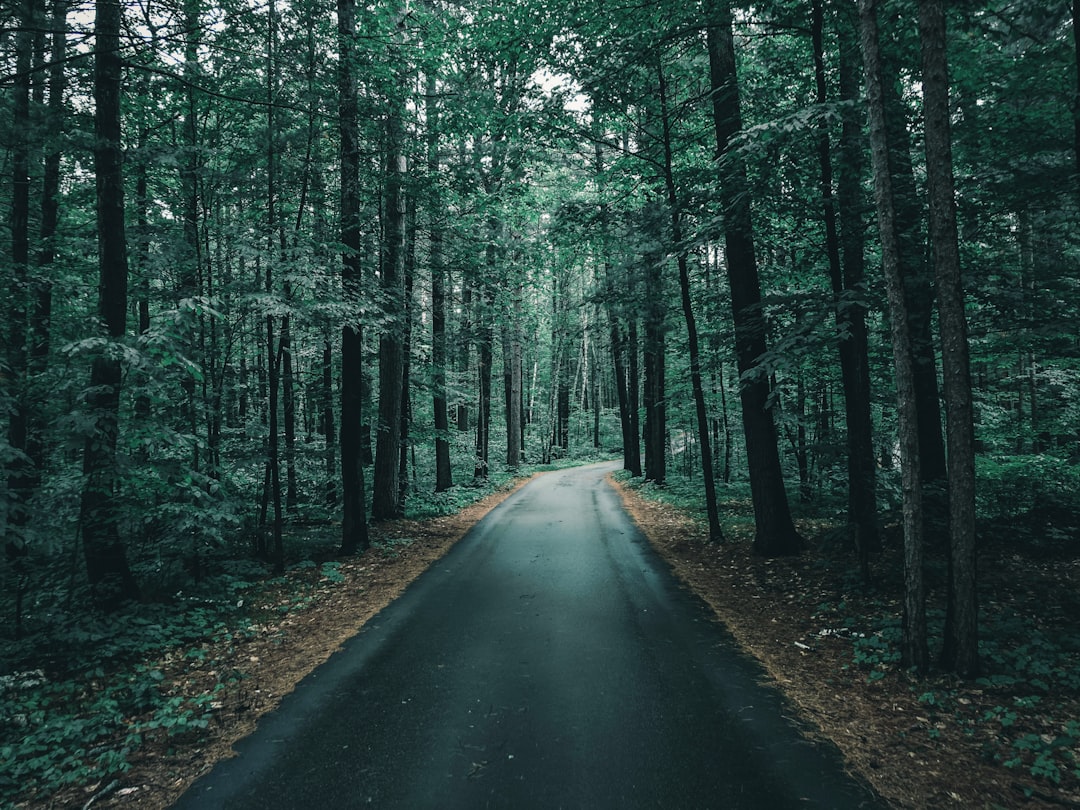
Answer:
xmin=338 ymin=0 xmax=368 ymax=553
xmin=1073 ymin=0 xmax=1080 ymax=184
xmin=707 ymin=0 xmax=803 ymax=556
xmin=81 ymin=0 xmax=140 ymax=609
xmin=641 ymin=203 xmax=666 ymax=485
xmin=880 ymin=37 xmax=948 ymax=494
xmin=281 ymin=313 xmax=298 ymax=511
xmin=456 ymin=279 xmax=472 ymax=433
xmin=427 ymin=74 xmax=453 ymax=492
xmin=506 ymin=289 xmax=523 ymax=468
xmin=815 ymin=0 xmax=880 ymax=567
xmin=372 ymin=85 xmax=407 ymax=520
xmin=627 ymin=317 xmax=642 ymax=475
xmin=23 ymin=0 xmax=65 ymax=506
xmin=859 ymin=0 xmax=928 ymax=674
xmin=6 ymin=0 xmax=35 ymax=544
xmin=398 ymin=198 xmax=416 ymax=510
xmin=322 ymin=338 xmax=337 ymax=506
xmin=264 ymin=0 xmax=284 ymax=572
xmin=474 ymin=287 xmax=494 ymax=480
xmin=658 ymin=57 xmax=723 ymax=541
xmin=918 ymin=0 xmax=978 ymax=678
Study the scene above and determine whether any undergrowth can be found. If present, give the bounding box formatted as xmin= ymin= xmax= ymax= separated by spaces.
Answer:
xmin=620 ymin=464 xmax=1080 ymax=799
xmin=0 ymin=460 xmax=561 ymax=808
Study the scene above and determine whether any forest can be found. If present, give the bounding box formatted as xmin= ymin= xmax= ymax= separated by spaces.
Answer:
xmin=2 ymin=0 xmax=1079 ymax=805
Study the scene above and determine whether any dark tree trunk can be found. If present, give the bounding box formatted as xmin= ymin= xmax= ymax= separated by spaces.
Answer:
xmin=814 ymin=0 xmax=880 ymax=567
xmin=641 ymin=204 xmax=666 ymax=485
xmin=281 ymin=316 xmax=297 ymax=511
xmin=81 ymin=0 xmax=140 ymax=609
xmin=427 ymin=75 xmax=453 ymax=492
xmin=456 ymin=280 xmax=472 ymax=433
xmin=372 ymin=90 xmax=407 ymax=520
xmin=322 ymin=339 xmax=337 ymax=507
xmin=627 ymin=317 xmax=641 ymax=475
xmin=474 ymin=289 xmax=494 ymax=480
xmin=610 ymin=319 xmax=634 ymax=471
xmin=21 ymin=0 xmax=65 ymax=510
xmin=1074 ymin=0 xmax=1080 ymax=183
xmin=398 ymin=198 xmax=417 ymax=510
xmin=880 ymin=37 xmax=947 ymax=492
xmin=707 ymin=0 xmax=803 ymax=556
xmin=337 ymin=0 xmax=368 ymax=554
xmin=859 ymin=0 xmax=928 ymax=674
xmin=506 ymin=291 xmax=524 ymax=469
xmin=6 ymin=0 xmax=35 ymax=543
xmin=265 ymin=0 xmax=284 ymax=573
xmin=918 ymin=0 xmax=978 ymax=678
xmin=657 ymin=57 xmax=723 ymax=542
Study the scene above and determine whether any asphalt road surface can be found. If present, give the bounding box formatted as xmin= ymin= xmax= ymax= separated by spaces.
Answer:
xmin=173 ymin=462 xmax=882 ymax=809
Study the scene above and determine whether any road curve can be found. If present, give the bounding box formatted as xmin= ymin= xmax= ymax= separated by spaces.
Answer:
xmin=173 ymin=462 xmax=881 ymax=809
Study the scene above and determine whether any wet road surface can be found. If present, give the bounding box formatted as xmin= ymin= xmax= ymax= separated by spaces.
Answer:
xmin=172 ymin=462 xmax=882 ymax=809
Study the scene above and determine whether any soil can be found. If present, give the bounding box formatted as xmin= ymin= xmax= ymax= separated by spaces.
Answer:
xmin=55 ymin=470 xmax=1079 ymax=810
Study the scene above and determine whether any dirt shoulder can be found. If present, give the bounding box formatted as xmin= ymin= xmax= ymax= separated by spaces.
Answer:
xmin=65 ymin=477 xmax=538 ymax=810
xmin=609 ymin=475 xmax=1080 ymax=810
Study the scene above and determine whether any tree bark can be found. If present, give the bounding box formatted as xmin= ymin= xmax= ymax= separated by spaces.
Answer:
xmin=918 ymin=0 xmax=979 ymax=678
xmin=641 ymin=202 xmax=666 ymax=486
xmin=880 ymin=34 xmax=948 ymax=492
xmin=337 ymin=0 xmax=369 ymax=554
xmin=506 ymin=288 xmax=524 ymax=468
xmin=372 ymin=100 xmax=407 ymax=520
xmin=707 ymin=0 xmax=803 ymax=556
xmin=657 ymin=56 xmax=723 ymax=542
xmin=427 ymin=73 xmax=453 ymax=492
xmin=81 ymin=0 xmax=140 ymax=609
xmin=814 ymin=0 xmax=880 ymax=566
xmin=6 ymin=0 xmax=35 ymax=544
xmin=859 ymin=0 xmax=928 ymax=674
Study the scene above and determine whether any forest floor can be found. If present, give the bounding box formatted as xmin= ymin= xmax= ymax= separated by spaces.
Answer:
xmin=33 ymin=468 xmax=1080 ymax=810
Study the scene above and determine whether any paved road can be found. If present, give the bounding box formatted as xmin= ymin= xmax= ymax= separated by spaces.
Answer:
xmin=173 ymin=462 xmax=882 ymax=809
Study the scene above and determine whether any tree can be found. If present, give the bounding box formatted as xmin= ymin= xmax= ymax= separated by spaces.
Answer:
xmin=706 ymin=0 xmax=803 ymax=557
xmin=656 ymin=54 xmax=724 ymax=542
xmin=338 ymin=0 xmax=369 ymax=554
xmin=859 ymin=0 xmax=928 ymax=673
xmin=426 ymin=71 xmax=453 ymax=492
xmin=80 ymin=0 xmax=140 ymax=609
xmin=918 ymin=0 xmax=978 ymax=677
xmin=812 ymin=0 xmax=880 ymax=571
xmin=371 ymin=7 xmax=409 ymax=520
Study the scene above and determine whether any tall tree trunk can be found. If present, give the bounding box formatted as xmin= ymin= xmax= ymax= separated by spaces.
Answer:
xmin=506 ymin=288 xmax=523 ymax=468
xmin=264 ymin=0 xmax=284 ymax=572
xmin=6 ymin=0 xmax=35 ymax=546
xmin=474 ymin=286 xmax=494 ymax=480
xmin=427 ymin=74 xmax=453 ymax=492
xmin=337 ymin=0 xmax=368 ymax=554
xmin=859 ymin=0 xmax=928 ymax=674
xmin=707 ymin=0 xmax=803 ymax=556
xmin=1073 ymin=0 xmax=1080 ymax=184
xmin=322 ymin=338 xmax=337 ymax=506
xmin=641 ymin=203 xmax=666 ymax=486
xmin=657 ymin=57 xmax=723 ymax=542
xmin=371 ymin=80 xmax=407 ymax=520
xmin=880 ymin=34 xmax=948 ymax=494
xmin=815 ymin=0 xmax=880 ymax=568
xmin=398 ymin=197 xmax=417 ymax=510
xmin=918 ymin=0 xmax=978 ymax=678
xmin=456 ymin=278 xmax=472 ymax=433
xmin=627 ymin=316 xmax=642 ymax=475
xmin=81 ymin=0 xmax=140 ymax=609
xmin=23 ymin=0 xmax=65 ymax=513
